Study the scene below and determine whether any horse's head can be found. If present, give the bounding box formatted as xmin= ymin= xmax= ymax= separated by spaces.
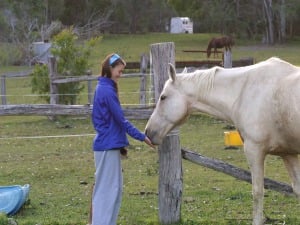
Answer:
xmin=145 ymin=64 xmax=190 ymax=145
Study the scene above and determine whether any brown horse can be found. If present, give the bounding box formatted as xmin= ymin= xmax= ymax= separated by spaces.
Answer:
xmin=207 ymin=35 xmax=234 ymax=58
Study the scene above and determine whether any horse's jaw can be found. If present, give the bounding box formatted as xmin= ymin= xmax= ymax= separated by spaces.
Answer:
xmin=146 ymin=122 xmax=185 ymax=145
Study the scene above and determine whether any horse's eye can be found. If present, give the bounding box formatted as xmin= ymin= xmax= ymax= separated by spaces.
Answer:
xmin=160 ymin=95 xmax=166 ymax=101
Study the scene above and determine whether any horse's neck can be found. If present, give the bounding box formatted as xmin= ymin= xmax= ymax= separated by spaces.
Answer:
xmin=183 ymin=68 xmax=245 ymax=122
xmin=207 ymin=39 xmax=215 ymax=49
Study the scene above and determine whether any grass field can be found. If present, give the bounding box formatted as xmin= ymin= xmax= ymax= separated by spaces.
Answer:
xmin=0 ymin=33 xmax=300 ymax=225
xmin=1 ymin=115 xmax=299 ymax=225
xmin=87 ymin=33 xmax=300 ymax=73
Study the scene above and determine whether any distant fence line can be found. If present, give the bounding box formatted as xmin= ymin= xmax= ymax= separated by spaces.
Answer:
xmin=47 ymin=55 xmax=150 ymax=107
xmin=0 ymin=52 xmax=254 ymax=119
xmin=0 ymin=54 xmax=150 ymax=107
xmin=0 ymin=104 xmax=154 ymax=119
xmin=0 ymin=54 xmax=153 ymax=119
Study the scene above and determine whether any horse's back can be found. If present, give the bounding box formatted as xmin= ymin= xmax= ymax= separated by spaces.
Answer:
xmin=233 ymin=58 xmax=300 ymax=154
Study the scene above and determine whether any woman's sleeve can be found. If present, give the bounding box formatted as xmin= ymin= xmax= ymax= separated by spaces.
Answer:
xmin=106 ymin=92 xmax=146 ymax=141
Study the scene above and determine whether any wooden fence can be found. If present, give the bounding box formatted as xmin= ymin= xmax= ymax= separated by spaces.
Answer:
xmin=48 ymin=55 xmax=150 ymax=106
xmin=0 ymin=104 xmax=153 ymax=119
xmin=0 ymin=70 xmax=33 ymax=105
xmin=0 ymin=54 xmax=254 ymax=108
xmin=0 ymin=54 xmax=150 ymax=105
xmin=0 ymin=54 xmax=154 ymax=119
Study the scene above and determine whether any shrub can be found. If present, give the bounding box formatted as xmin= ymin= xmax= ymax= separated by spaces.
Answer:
xmin=31 ymin=27 xmax=101 ymax=104
xmin=31 ymin=64 xmax=49 ymax=103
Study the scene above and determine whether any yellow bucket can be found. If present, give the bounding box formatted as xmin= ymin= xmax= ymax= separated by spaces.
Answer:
xmin=224 ymin=131 xmax=243 ymax=146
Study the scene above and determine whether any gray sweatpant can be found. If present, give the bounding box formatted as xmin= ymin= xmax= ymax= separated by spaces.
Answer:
xmin=92 ymin=150 xmax=123 ymax=225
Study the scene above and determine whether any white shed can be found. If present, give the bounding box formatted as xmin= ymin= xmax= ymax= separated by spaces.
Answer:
xmin=170 ymin=17 xmax=193 ymax=34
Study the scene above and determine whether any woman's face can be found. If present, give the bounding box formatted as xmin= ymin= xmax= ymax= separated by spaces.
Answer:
xmin=111 ymin=64 xmax=125 ymax=83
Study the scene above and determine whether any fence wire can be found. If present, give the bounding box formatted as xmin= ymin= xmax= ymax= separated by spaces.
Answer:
xmin=1 ymin=72 xmax=154 ymax=105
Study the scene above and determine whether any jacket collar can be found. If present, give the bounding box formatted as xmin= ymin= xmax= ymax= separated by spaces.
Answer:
xmin=98 ymin=77 xmax=115 ymax=86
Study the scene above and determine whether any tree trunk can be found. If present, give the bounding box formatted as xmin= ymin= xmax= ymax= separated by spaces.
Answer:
xmin=279 ymin=0 xmax=286 ymax=43
xmin=263 ymin=0 xmax=274 ymax=44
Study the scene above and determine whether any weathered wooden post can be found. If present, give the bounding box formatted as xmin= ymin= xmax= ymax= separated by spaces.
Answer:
xmin=223 ymin=50 xmax=232 ymax=68
xmin=48 ymin=56 xmax=58 ymax=120
xmin=150 ymin=42 xmax=182 ymax=224
xmin=87 ymin=70 xmax=92 ymax=104
xmin=139 ymin=53 xmax=148 ymax=106
xmin=0 ymin=75 xmax=6 ymax=105
xmin=48 ymin=56 xmax=58 ymax=105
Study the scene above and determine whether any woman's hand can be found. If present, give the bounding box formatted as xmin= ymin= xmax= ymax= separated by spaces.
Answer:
xmin=144 ymin=136 xmax=156 ymax=149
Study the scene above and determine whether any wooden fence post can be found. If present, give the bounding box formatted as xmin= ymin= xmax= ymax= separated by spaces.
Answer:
xmin=139 ymin=53 xmax=148 ymax=106
xmin=1 ymin=75 xmax=7 ymax=105
xmin=87 ymin=70 xmax=93 ymax=104
xmin=223 ymin=50 xmax=232 ymax=68
xmin=48 ymin=56 xmax=58 ymax=105
xmin=150 ymin=42 xmax=182 ymax=224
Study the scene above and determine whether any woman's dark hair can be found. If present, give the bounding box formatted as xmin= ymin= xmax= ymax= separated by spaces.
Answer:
xmin=100 ymin=53 xmax=126 ymax=97
xmin=101 ymin=53 xmax=126 ymax=78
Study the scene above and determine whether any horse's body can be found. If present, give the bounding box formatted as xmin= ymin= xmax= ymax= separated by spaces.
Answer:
xmin=145 ymin=57 xmax=300 ymax=225
xmin=207 ymin=35 xmax=234 ymax=58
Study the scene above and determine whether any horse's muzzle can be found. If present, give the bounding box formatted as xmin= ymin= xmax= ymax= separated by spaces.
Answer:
xmin=145 ymin=129 xmax=162 ymax=145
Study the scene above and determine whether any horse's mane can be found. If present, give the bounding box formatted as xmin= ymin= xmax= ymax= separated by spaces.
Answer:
xmin=178 ymin=66 xmax=219 ymax=99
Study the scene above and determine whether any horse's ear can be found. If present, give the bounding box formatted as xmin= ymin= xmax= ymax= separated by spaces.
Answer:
xmin=168 ymin=63 xmax=176 ymax=82
xmin=182 ymin=67 xmax=187 ymax=74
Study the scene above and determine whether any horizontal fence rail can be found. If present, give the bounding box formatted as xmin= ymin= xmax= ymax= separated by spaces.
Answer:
xmin=0 ymin=54 xmax=254 ymax=116
xmin=182 ymin=148 xmax=294 ymax=196
xmin=0 ymin=104 xmax=154 ymax=119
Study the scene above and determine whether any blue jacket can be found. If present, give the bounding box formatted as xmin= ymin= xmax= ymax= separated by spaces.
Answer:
xmin=92 ymin=77 xmax=146 ymax=151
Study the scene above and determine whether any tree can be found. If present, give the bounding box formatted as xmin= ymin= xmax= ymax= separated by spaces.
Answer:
xmin=281 ymin=0 xmax=300 ymax=37
xmin=45 ymin=0 xmax=65 ymax=25
xmin=147 ymin=0 xmax=175 ymax=32
xmin=1 ymin=0 xmax=300 ymax=51
xmin=60 ymin=0 xmax=86 ymax=26
xmin=167 ymin=0 xmax=300 ymax=43
xmin=278 ymin=0 xmax=286 ymax=43
xmin=112 ymin=0 xmax=151 ymax=33
xmin=110 ymin=0 xmax=174 ymax=33
xmin=263 ymin=0 xmax=274 ymax=44
xmin=3 ymin=0 xmax=46 ymax=64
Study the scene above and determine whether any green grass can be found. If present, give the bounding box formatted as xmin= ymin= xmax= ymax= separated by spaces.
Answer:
xmin=88 ymin=33 xmax=300 ymax=73
xmin=0 ymin=33 xmax=300 ymax=224
xmin=0 ymin=115 xmax=299 ymax=225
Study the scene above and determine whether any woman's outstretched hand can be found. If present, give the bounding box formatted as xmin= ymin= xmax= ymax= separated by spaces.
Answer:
xmin=144 ymin=136 xmax=156 ymax=149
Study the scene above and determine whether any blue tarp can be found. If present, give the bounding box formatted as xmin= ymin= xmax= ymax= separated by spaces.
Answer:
xmin=0 ymin=184 xmax=30 ymax=215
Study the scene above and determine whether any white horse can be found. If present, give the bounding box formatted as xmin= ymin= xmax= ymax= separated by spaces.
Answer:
xmin=145 ymin=57 xmax=300 ymax=225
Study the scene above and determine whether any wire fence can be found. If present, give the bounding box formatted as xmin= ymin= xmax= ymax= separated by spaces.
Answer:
xmin=0 ymin=133 xmax=95 ymax=140
xmin=0 ymin=69 xmax=154 ymax=106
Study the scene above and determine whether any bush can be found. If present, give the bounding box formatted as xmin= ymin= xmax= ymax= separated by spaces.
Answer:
xmin=31 ymin=27 xmax=101 ymax=104
xmin=31 ymin=64 xmax=50 ymax=103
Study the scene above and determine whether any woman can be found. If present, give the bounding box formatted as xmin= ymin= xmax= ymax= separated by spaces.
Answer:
xmin=91 ymin=53 xmax=154 ymax=225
